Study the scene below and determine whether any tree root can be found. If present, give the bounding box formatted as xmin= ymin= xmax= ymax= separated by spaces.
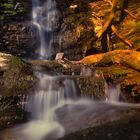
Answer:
xmin=124 ymin=9 xmax=140 ymax=20
xmin=111 ymin=25 xmax=133 ymax=48
xmin=79 ymin=50 xmax=140 ymax=72
xmin=97 ymin=13 xmax=114 ymax=38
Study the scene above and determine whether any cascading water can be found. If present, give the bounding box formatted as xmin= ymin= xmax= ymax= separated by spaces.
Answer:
xmin=107 ymin=84 xmax=121 ymax=102
xmin=19 ymin=1 xmax=65 ymax=139
xmin=32 ymin=0 xmax=58 ymax=59
xmin=21 ymin=72 xmax=80 ymax=140
xmin=1 ymin=0 xmax=140 ymax=140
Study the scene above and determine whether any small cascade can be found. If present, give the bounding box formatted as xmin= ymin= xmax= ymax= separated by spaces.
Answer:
xmin=25 ymin=73 xmax=79 ymax=121
xmin=32 ymin=0 xmax=59 ymax=59
xmin=21 ymin=73 xmax=79 ymax=140
xmin=106 ymin=84 xmax=121 ymax=103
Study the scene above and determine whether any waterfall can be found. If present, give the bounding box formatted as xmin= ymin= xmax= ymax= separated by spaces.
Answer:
xmin=25 ymin=73 xmax=79 ymax=122
xmin=21 ymin=72 xmax=80 ymax=140
xmin=107 ymin=84 xmax=121 ymax=102
xmin=24 ymin=2 xmax=122 ymax=139
xmin=32 ymin=0 xmax=59 ymax=59
xmin=20 ymin=1 xmax=65 ymax=139
xmin=1 ymin=0 xmax=140 ymax=140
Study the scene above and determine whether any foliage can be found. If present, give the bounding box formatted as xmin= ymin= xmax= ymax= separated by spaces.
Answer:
xmin=0 ymin=0 xmax=25 ymax=22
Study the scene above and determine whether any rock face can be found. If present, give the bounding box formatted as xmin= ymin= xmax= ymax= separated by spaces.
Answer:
xmin=0 ymin=0 xmax=97 ymax=60
xmin=0 ymin=55 xmax=36 ymax=96
xmin=2 ymin=22 xmax=39 ymax=57
xmin=57 ymin=0 xmax=97 ymax=60
xmin=0 ymin=0 xmax=38 ymax=58
xmin=1 ymin=0 xmax=140 ymax=59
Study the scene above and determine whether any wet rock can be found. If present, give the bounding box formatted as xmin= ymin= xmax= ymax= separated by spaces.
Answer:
xmin=0 ymin=0 xmax=98 ymax=60
xmin=57 ymin=109 xmax=140 ymax=140
xmin=29 ymin=60 xmax=106 ymax=100
xmin=75 ymin=75 xmax=106 ymax=100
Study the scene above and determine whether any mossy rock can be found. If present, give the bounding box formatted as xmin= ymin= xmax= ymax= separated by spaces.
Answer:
xmin=100 ymin=66 xmax=129 ymax=78
xmin=0 ymin=56 xmax=36 ymax=96
xmin=75 ymin=75 xmax=106 ymax=100
xmin=8 ymin=56 xmax=27 ymax=70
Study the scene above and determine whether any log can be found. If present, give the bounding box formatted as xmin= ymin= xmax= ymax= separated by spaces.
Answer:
xmin=79 ymin=50 xmax=140 ymax=72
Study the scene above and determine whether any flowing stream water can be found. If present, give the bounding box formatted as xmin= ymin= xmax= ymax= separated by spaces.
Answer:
xmin=1 ymin=0 xmax=140 ymax=140
xmin=18 ymin=74 xmax=126 ymax=140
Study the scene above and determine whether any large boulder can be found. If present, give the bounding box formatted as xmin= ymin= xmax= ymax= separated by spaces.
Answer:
xmin=0 ymin=53 xmax=37 ymax=129
xmin=57 ymin=109 xmax=140 ymax=140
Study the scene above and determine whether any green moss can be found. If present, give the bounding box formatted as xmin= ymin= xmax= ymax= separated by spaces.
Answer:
xmin=101 ymin=66 xmax=131 ymax=79
xmin=4 ymin=10 xmax=17 ymax=15
xmin=66 ymin=2 xmax=92 ymax=26
xmin=1 ymin=57 xmax=35 ymax=96
xmin=8 ymin=56 xmax=26 ymax=70
xmin=130 ymin=21 xmax=140 ymax=33
xmin=0 ymin=1 xmax=25 ymax=22
xmin=97 ymin=56 xmax=113 ymax=67
xmin=110 ymin=69 xmax=127 ymax=77
xmin=45 ymin=61 xmax=62 ymax=68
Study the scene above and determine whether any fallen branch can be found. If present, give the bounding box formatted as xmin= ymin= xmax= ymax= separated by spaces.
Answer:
xmin=124 ymin=9 xmax=140 ymax=20
xmin=111 ymin=25 xmax=133 ymax=48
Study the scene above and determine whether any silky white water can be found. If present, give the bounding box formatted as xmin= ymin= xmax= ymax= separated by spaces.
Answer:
xmin=20 ymin=73 xmax=88 ymax=140
xmin=32 ymin=0 xmax=58 ymax=59
xmin=107 ymin=84 xmax=121 ymax=102
xmin=21 ymin=73 xmax=64 ymax=140
xmin=1 ymin=73 xmax=140 ymax=140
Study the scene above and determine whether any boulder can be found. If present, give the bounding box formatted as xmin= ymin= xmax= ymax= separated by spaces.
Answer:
xmin=0 ymin=53 xmax=37 ymax=129
xmin=57 ymin=109 xmax=140 ymax=140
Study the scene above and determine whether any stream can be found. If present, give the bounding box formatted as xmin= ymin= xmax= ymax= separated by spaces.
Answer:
xmin=0 ymin=0 xmax=140 ymax=140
